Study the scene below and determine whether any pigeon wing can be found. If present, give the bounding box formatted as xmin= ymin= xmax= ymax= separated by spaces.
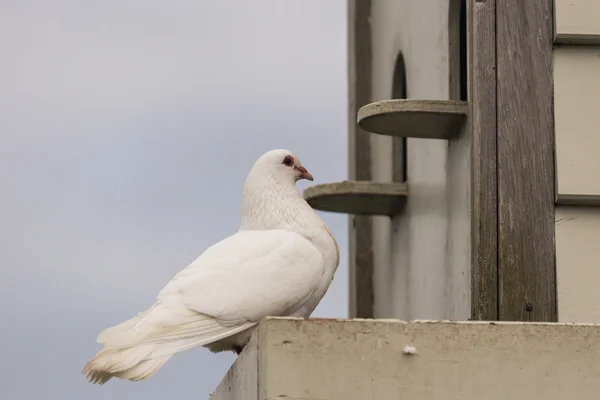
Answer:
xmin=97 ymin=229 xmax=324 ymax=349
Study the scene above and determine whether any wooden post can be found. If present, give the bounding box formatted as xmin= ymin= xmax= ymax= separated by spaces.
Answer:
xmin=347 ymin=0 xmax=375 ymax=318
xmin=469 ymin=0 xmax=498 ymax=321
xmin=496 ymin=1 xmax=557 ymax=321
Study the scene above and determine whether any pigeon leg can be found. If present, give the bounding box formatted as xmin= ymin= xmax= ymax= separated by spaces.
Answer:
xmin=232 ymin=345 xmax=244 ymax=355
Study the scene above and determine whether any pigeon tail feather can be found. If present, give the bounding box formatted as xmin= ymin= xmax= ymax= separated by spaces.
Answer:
xmin=82 ymin=344 xmax=172 ymax=384
xmin=83 ymin=311 xmax=258 ymax=384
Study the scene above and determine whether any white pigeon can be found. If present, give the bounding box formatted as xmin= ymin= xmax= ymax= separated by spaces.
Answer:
xmin=82 ymin=149 xmax=340 ymax=384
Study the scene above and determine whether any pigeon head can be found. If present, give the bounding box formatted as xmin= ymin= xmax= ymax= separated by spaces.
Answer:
xmin=252 ymin=149 xmax=313 ymax=183
xmin=240 ymin=149 xmax=319 ymax=230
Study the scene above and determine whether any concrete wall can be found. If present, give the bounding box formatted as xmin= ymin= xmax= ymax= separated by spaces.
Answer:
xmin=211 ymin=317 xmax=600 ymax=400
xmin=368 ymin=0 xmax=470 ymax=320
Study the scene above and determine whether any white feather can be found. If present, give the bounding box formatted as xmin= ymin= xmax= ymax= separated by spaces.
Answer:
xmin=82 ymin=149 xmax=340 ymax=384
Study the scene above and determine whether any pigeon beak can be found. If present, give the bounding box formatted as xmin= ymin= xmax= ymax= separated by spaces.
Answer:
xmin=295 ymin=165 xmax=314 ymax=181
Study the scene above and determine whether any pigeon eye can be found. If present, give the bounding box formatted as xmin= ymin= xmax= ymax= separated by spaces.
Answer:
xmin=282 ymin=155 xmax=294 ymax=167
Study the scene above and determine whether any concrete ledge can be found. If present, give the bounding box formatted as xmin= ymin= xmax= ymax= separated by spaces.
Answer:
xmin=303 ymin=181 xmax=407 ymax=216
xmin=211 ymin=317 xmax=600 ymax=400
xmin=357 ymin=99 xmax=467 ymax=139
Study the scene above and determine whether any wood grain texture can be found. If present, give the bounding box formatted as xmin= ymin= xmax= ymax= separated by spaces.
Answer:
xmin=469 ymin=0 xmax=498 ymax=320
xmin=496 ymin=1 xmax=556 ymax=322
xmin=347 ymin=0 xmax=374 ymax=318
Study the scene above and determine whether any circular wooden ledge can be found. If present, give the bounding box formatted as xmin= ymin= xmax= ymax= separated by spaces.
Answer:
xmin=303 ymin=181 xmax=408 ymax=216
xmin=357 ymin=99 xmax=468 ymax=139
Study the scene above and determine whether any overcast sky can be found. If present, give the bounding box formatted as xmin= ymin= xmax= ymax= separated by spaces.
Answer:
xmin=0 ymin=1 xmax=348 ymax=398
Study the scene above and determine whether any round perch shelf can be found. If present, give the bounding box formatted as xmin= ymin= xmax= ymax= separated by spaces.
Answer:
xmin=303 ymin=181 xmax=408 ymax=217
xmin=357 ymin=99 xmax=468 ymax=139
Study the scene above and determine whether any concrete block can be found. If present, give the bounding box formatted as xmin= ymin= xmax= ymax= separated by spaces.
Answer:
xmin=211 ymin=317 xmax=600 ymax=399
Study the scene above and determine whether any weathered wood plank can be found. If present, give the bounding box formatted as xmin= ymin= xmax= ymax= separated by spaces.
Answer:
xmin=469 ymin=0 xmax=498 ymax=321
xmin=496 ymin=1 xmax=556 ymax=321
xmin=347 ymin=0 xmax=374 ymax=318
